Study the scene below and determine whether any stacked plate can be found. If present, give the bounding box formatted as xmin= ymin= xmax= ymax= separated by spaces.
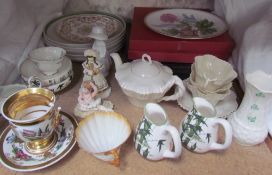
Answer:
xmin=43 ymin=11 xmax=126 ymax=62
xmin=20 ymin=56 xmax=73 ymax=93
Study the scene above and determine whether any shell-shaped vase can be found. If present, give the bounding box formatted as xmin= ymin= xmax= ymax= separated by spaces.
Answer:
xmin=75 ymin=111 xmax=131 ymax=166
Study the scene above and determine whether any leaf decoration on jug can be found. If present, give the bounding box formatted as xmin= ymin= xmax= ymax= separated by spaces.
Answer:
xmin=135 ymin=119 xmax=153 ymax=157
xmin=180 ymin=107 xmax=209 ymax=151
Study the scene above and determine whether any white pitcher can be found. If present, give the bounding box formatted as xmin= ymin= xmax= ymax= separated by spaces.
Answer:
xmin=229 ymin=71 xmax=272 ymax=146
xmin=134 ymin=103 xmax=182 ymax=160
xmin=179 ymin=97 xmax=232 ymax=153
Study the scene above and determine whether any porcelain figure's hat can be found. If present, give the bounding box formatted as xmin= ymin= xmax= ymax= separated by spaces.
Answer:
xmin=88 ymin=26 xmax=108 ymax=40
xmin=84 ymin=49 xmax=97 ymax=57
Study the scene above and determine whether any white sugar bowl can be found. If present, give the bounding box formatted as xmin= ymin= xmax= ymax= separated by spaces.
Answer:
xmin=110 ymin=53 xmax=185 ymax=107
xmin=29 ymin=47 xmax=66 ymax=75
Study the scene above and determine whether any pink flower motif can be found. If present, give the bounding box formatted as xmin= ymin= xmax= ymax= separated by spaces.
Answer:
xmin=160 ymin=13 xmax=178 ymax=23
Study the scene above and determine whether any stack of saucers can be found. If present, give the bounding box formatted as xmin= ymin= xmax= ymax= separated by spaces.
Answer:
xmin=43 ymin=11 xmax=126 ymax=62
xmin=20 ymin=47 xmax=73 ymax=93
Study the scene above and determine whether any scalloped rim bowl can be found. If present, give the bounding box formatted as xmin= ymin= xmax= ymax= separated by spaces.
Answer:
xmin=30 ymin=47 xmax=66 ymax=62
xmin=194 ymin=55 xmax=237 ymax=86
xmin=75 ymin=111 xmax=131 ymax=166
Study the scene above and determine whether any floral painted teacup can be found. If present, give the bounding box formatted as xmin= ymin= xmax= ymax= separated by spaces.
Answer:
xmin=1 ymin=88 xmax=61 ymax=154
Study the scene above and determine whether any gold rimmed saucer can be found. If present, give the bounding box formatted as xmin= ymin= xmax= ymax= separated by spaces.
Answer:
xmin=0 ymin=111 xmax=78 ymax=172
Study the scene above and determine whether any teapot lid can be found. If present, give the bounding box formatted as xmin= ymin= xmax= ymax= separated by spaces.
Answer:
xmin=131 ymin=54 xmax=160 ymax=77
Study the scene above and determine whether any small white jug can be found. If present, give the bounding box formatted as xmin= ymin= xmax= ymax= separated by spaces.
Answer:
xmin=134 ymin=103 xmax=182 ymax=160
xmin=179 ymin=97 xmax=232 ymax=153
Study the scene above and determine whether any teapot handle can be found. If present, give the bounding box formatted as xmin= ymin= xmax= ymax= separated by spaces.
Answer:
xmin=160 ymin=76 xmax=185 ymax=102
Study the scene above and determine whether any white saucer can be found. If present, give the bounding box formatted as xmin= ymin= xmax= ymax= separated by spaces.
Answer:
xmin=20 ymin=56 xmax=73 ymax=87
xmin=0 ymin=111 xmax=78 ymax=172
xmin=177 ymin=80 xmax=238 ymax=118
xmin=44 ymin=72 xmax=73 ymax=93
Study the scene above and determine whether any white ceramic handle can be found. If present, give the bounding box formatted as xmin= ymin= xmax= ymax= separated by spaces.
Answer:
xmin=142 ymin=54 xmax=152 ymax=64
xmin=209 ymin=118 xmax=232 ymax=150
xmin=161 ymin=76 xmax=185 ymax=101
xmin=193 ymin=97 xmax=216 ymax=117
xmin=160 ymin=125 xmax=182 ymax=159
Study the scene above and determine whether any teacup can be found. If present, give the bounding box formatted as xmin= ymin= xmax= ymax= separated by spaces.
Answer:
xmin=1 ymin=88 xmax=61 ymax=154
xmin=29 ymin=47 xmax=66 ymax=75
xmin=194 ymin=55 xmax=237 ymax=87
xmin=134 ymin=103 xmax=182 ymax=160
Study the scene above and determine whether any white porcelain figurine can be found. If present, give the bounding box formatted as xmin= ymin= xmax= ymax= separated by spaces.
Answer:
xmin=74 ymin=49 xmax=113 ymax=118
xmin=77 ymin=81 xmax=102 ymax=111
xmin=88 ymin=25 xmax=112 ymax=77
xmin=82 ymin=49 xmax=111 ymax=99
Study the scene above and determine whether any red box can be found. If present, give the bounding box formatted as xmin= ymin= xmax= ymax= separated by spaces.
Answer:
xmin=128 ymin=50 xmax=229 ymax=64
xmin=128 ymin=7 xmax=234 ymax=63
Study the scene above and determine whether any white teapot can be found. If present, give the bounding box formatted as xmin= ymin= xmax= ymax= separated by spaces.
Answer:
xmin=110 ymin=53 xmax=185 ymax=107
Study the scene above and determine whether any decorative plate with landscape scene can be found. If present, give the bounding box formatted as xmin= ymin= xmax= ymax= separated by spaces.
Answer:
xmin=144 ymin=9 xmax=227 ymax=39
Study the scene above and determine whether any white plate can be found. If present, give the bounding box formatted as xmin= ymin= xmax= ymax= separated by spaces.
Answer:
xmin=0 ymin=112 xmax=78 ymax=172
xmin=56 ymin=14 xmax=124 ymax=43
xmin=43 ymin=32 xmax=125 ymax=54
xmin=43 ymin=12 xmax=126 ymax=46
xmin=177 ymin=79 xmax=238 ymax=118
xmin=144 ymin=9 xmax=227 ymax=39
xmin=65 ymin=54 xmax=85 ymax=62
xmin=20 ymin=57 xmax=72 ymax=86
xmin=65 ymin=42 xmax=125 ymax=62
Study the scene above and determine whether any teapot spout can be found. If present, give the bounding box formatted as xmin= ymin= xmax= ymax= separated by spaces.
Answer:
xmin=110 ymin=53 xmax=123 ymax=70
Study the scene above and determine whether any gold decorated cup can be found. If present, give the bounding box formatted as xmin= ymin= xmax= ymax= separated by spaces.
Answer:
xmin=1 ymin=88 xmax=61 ymax=154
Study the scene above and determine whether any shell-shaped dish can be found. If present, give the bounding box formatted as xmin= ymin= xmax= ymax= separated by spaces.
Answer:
xmin=75 ymin=111 xmax=131 ymax=166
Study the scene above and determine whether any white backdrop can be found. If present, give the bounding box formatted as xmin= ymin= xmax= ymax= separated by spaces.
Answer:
xmin=0 ymin=0 xmax=68 ymax=85
xmin=214 ymin=0 xmax=272 ymax=89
